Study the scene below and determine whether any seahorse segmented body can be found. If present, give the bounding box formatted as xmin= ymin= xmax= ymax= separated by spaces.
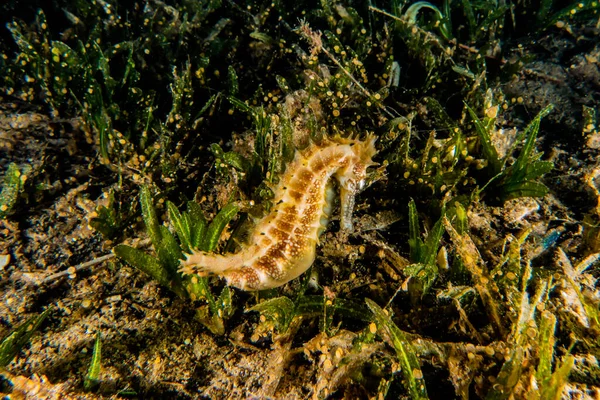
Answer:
xmin=179 ymin=135 xmax=377 ymax=290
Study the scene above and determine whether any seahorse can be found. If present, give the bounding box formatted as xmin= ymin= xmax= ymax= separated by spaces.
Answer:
xmin=178 ymin=134 xmax=377 ymax=290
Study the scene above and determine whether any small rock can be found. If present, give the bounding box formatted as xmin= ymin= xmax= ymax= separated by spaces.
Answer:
xmin=0 ymin=253 xmax=10 ymax=270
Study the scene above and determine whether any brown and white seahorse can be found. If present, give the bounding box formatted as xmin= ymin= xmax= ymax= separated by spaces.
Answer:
xmin=178 ymin=134 xmax=377 ymax=291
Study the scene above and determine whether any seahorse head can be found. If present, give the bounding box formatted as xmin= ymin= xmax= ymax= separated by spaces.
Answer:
xmin=353 ymin=132 xmax=378 ymax=165
xmin=331 ymin=133 xmax=378 ymax=231
xmin=339 ymin=133 xmax=378 ymax=190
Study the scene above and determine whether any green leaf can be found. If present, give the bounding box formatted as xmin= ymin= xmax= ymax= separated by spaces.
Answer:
xmin=543 ymin=0 xmax=600 ymax=31
xmin=296 ymin=296 xmax=373 ymax=322
xmin=195 ymin=93 xmax=219 ymax=120
xmin=276 ymin=75 xmax=290 ymax=93
xmin=422 ymin=214 xmax=444 ymax=268
xmin=523 ymin=161 xmax=554 ymax=181
xmin=90 ymin=100 xmax=113 ymax=163
xmin=365 ymin=299 xmax=429 ymax=400
xmin=408 ymin=200 xmax=422 ymax=263
xmin=217 ymin=286 xmax=234 ymax=320
xmin=453 ymin=201 xmax=468 ymax=235
xmin=227 ymin=96 xmax=253 ymax=114
xmin=140 ymin=186 xmax=162 ymax=247
xmin=117 ymin=41 xmax=137 ymax=87
xmin=195 ymin=306 xmax=225 ymax=336
xmin=167 ymin=62 xmax=194 ymax=128
xmin=248 ymin=296 xmax=296 ymax=333
xmin=223 ymin=151 xmax=250 ymax=172
xmin=460 ymin=0 xmax=477 ymax=37
xmin=210 ymin=143 xmax=225 ymax=159
xmin=472 ymin=103 xmax=553 ymax=202
xmin=535 ymin=312 xmax=557 ymax=386
xmin=187 ymin=201 xmax=207 ymax=250
xmin=404 ymin=1 xmax=451 ymax=40
xmin=183 ymin=274 xmax=211 ymax=301
xmin=0 ymin=163 xmax=24 ymax=219
xmin=227 ymin=65 xmax=238 ymax=96
xmin=466 ymin=104 xmax=501 ymax=174
xmin=84 ymin=331 xmax=102 ymax=390
xmin=89 ymin=192 xmax=120 ymax=239
xmin=404 ymin=263 xmax=438 ymax=298
xmin=113 ymin=244 xmax=186 ymax=298
xmin=168 ymin=201 xmax=191 ymax=253
xmin=0 ymin=308 xmax=51 ymax=367
xmin=157 ymin=225 xmax=184 ymax=273
xmin=499 ymin=181 xmax=549 ymax=200
xmin=210 ymin=143 xmax=250 ymax=172
xmin=540 ymin=354 xmax=574 ymax=400
xmin=511 ymin=105 xmax=553 ymax=180
xmin=486 ymin=347 xmax=525 ymax=400
xmin=249 ymin=31 xmax=274 ymax=45
xmin=201 ymin=202 xmax=240 ymax=252
xmin=248 ymin=295 xmax=372 ymax=334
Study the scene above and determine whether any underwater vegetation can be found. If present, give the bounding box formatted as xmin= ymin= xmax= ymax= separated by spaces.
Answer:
xmin=1 ymin=0 xmax=600 ymax=398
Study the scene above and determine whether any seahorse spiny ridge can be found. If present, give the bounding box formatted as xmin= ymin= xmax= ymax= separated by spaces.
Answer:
xmin=178 ymin=134 xmax=377 ymax=291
